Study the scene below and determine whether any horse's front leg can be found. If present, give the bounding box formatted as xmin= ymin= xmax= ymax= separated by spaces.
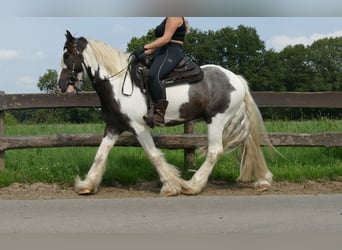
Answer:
xmin=136 ymin=130 xmax=184 ymax=196
xmin=75 ymin=133 xmax=118 ymax=195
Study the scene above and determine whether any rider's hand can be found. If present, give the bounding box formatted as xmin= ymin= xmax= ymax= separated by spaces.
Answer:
xmin=133 ymin=46 xmax=146 ymax=58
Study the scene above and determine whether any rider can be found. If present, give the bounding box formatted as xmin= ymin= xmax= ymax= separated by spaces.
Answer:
xmin=140 ymin=17 xmax=189 ymax=127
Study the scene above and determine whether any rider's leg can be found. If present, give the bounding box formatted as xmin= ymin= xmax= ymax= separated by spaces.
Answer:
xmin=144 ymin=44 xmax=184 ymax=126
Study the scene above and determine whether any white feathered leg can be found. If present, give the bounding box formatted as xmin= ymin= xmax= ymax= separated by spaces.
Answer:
xmin=182 ymin=124 xmax=224 ymax=195
xmin=136 ymin=129 xmax=184 ymax=196
xmin=75 ymin=133 xmax=118 ymax=194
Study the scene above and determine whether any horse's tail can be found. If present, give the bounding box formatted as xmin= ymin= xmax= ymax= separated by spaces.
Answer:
xmin=236 ymin=76 xmax=273 ymax=186
xmin=221 ymin=76 xmax=273 ymax=187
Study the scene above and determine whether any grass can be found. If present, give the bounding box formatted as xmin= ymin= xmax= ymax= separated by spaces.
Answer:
xmin=0 ymin=119 xmax=341 ymax=188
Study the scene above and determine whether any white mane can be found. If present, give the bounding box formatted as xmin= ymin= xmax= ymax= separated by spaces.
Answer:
xmin=87 ymin=39 xmax=129 ymax=76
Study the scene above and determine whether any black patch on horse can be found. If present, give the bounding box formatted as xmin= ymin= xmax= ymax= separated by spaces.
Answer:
xmin=92 ymin=69 xmax=134 ymax=135
xmin=178 ymin=66 xmax=236 ymax=124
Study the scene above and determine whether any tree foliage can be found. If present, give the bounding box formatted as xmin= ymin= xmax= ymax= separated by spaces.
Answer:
xmin=127 ymin=24 xmax=341 ymax=93
xmin=37 ymin=69 xmax=58 ymax=93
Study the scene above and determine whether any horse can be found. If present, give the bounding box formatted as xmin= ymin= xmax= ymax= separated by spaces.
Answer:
xmin=57 ymin=30 xmax=273 ymax=196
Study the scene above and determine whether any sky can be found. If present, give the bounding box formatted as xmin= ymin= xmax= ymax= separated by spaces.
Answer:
xmin=0 ymin=1 xmax=341 ymax=94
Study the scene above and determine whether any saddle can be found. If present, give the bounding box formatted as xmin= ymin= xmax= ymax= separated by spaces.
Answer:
xmin=162 ymin=56 xmax=204 ymax=86
xmin=129 ymin=55 xmax=204 ymax=94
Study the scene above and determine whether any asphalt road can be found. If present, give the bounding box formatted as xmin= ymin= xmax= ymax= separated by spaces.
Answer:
xmin=0 ymin=194 xmax=341 ymax=234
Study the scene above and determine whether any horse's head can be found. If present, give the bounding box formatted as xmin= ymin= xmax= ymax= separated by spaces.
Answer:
xmin=57 ymin=30 xmax=87 ymax=94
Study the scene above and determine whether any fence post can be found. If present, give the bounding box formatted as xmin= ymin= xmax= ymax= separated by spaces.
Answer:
xmin=0 ymin=91 xmax=5 ymax=170
xmin=184 ymin=121 xmax=196 ymax=169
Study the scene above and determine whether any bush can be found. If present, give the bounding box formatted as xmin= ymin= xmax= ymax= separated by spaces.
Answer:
xmin=5 ymin=112 xmax=17 ymax=125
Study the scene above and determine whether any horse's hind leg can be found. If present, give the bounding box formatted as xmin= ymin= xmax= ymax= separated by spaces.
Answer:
xmin=136 ymin=129 xmax=184 ymax=196
xmin=238 ymin=134 xmax=273 ymax=191
xmin=75 ymin=133 xmax=118 ymax=194
xmin=182 ymin=124 xmax=224 ymax=195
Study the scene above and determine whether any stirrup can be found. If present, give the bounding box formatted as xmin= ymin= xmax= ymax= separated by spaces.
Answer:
xmin=143 ymin=115 xmax=155 ymax=128
xmin=152 ymin=111 xmax=166 ymax=127
xmin=143 ymin=103 xmax=155 ymax=128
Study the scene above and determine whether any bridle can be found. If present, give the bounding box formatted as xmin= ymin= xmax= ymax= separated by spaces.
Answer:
xmin=63 ymin=43 xmax=86 ymax=92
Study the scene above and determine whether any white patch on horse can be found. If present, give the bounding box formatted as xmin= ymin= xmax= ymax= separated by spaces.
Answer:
xmin=165 ymin=84 xmax=191 ymax=121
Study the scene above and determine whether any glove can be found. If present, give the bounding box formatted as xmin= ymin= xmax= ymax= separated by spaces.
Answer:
xmin=133 ymin=46 xmax=146 ymax=58
xmin=133 ymin=46 xmax=151 ymax=66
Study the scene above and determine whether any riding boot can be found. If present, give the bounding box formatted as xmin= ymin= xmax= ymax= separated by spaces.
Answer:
xmin=153 ymin=99 xmax=168 ymax=127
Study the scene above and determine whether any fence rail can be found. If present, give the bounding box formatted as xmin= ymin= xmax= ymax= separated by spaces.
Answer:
xmin=0 ymin=132 xmax=341 ymax=152
xmin=1 ymin=91 xmax=342 ymax=110
xmin=0 ymin=91 xmax=341 ymax=169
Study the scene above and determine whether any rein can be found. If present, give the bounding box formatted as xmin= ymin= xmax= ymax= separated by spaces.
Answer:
xmin=79 ymin=60 xmax=133 ymax=96
xmin=104 ymin=66 xmax=129 ymax=81
xmin=70 ymin=42 xmax=135 ymax=96
xmin=84 ymin=57 xmax=134 ymax=97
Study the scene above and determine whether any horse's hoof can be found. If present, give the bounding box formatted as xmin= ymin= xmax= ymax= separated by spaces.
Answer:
xmin=181 ymin=186 xmax=202 ymax=195
xmin=160 ymin=187 xmax=182 ymax=197
xmin=181 ymin=189 xmax=196 ymax=195
xmin=160 ymin=186 xmax=181 ymax=197
xmin=255 ymin=184 xmax=270 ymax=192
xmin=254 ymin=179 xmax=271 ymax=192
xmin=180 ymin=181 xmax=197 ymax=195
xmin=160 ymin=191 xmax=178 ymax=197
xmin=78 ymin=189 xmax=93 ymax=195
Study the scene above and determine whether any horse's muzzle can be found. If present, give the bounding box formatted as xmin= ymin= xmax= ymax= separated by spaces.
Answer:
xmin=57 ymin=81 xmax=76 ymax=94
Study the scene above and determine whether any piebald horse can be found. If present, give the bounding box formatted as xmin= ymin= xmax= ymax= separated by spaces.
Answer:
xmin=57 ymin=30 xmax=273 ymax=196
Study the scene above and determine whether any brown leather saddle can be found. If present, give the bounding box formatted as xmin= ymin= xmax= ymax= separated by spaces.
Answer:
xmin=162 ymin=56 xmax=204 ymax=86
xmin=129 ymin=55 xmax=204 ymax=94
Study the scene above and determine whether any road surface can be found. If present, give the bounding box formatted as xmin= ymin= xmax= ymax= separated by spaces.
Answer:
xmin=0 ymin=194 xmax=341 ymax=234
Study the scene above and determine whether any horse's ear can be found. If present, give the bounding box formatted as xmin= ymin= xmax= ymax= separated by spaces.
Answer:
xmin=65 ymin=30 xmax=74 ymax=42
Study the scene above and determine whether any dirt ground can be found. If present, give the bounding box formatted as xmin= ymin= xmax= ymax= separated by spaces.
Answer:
xmin=0 ymin=180 xmax=341 ymax=200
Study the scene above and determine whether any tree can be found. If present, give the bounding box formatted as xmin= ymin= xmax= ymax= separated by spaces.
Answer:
xmin=37 ymin=69 xmax=58 ymax=93
xmin=278 ymin=44 xmax=311 ymax=91
xmin=278 ymin=37 xmax=342 ymax=92
xmin=184 ymin=28 xmax=220 ymax=65
xmin=306 ymin=37 xmax=342 ymax=91
xmin=183 ymin=25 xmax=266 ymax=77
xmin=253 ymin=49 xmax=286 ymax=91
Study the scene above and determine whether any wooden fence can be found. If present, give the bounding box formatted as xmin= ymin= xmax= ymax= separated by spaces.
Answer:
xmin=0 ymin=91 xmax=342 ymax=169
